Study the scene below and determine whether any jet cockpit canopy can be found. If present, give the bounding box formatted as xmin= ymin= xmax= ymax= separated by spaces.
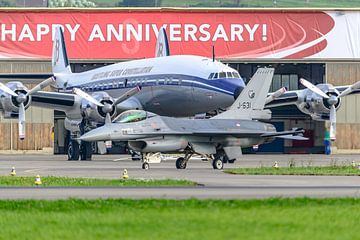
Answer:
xmin=115 ymin=110 xmax=156 ymax=123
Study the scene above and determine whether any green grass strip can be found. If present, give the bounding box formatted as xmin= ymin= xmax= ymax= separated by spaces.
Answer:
xmin=0 ymin=176 xmax=195 ymax=187
xmin=225 ymin=166 xmax=360 ymax=175
xmin=0 ymin=198 xmax=360 ymax=240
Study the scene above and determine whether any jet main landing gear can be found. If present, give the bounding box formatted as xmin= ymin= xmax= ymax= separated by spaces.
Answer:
xmin=175 ymin=152 xmax=192 ymax=169
xmin=212 ymin=151 xmax=225 ymax=170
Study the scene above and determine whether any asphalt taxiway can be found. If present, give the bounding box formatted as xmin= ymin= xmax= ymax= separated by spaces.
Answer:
xmin=0 ymin=154 xmax=359 ymax=199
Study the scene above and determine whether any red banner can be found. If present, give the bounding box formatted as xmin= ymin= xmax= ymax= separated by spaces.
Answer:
xmin=0 ymin=10 xmax=338 ymax=60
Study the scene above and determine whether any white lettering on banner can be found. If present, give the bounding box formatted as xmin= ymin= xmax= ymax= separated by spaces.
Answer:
xmin=199 ymin=24 xmax=211 ymax=41
xmin=169 ymin=24 xmax=181 ymax=41
xmin=36 ymin=24 xmax=50 ymax=41
xmin=107 ymin=24 xmax=123 ymax=41
xmin=126 ymin=24 xmax=142 ymax=41
xmin=230 ymin=24 xmax=244 ymax=41
xmin=245 ymin=24 xmax=259 ymax=41
xmin=212 ymin=24 xmax=228 ymax=41
xmin=0 ymin=23 xmax=267 ymax=43
xmin=89 ymin=24 xmax=105 ymax=41
xmin=19 ymin=24 xmax=34 ymax=41
xmin=1 ymin=24 xmax=16 ymax=41
xmin=184 ymin=24 xmax=197 ymax=41
xmin=67 ymin=24 xmax=80 ymax=41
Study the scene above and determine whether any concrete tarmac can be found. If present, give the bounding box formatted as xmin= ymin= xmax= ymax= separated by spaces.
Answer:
xmin=0 ymin=154 xmax=359 ymax=199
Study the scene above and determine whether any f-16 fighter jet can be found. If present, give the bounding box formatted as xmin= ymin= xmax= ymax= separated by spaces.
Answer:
xmin=80 ymin=68 xmax=305 ymax=170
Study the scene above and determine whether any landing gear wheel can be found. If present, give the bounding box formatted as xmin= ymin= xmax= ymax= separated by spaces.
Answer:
xmin=80 ymin=141 xmax=92 ymax=161
xmin=212 ymin=158 xmax=224 ymax=170
xmin=67 ymin=140 xmax=80 ymax=161
xmin=142 ymin=162 xmax=149 ymax=170
xmin=176 ymin=157 xmax=187 ymax=169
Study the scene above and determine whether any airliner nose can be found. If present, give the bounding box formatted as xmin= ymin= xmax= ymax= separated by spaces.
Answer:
xmin=233 ymin=86 xmax=244 ymax=99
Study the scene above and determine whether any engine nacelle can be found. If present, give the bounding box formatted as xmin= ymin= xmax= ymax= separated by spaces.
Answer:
xmin=297 ymin=84 xmax=341 ymax=117
xmin=81 ymin=91 xmax=116 ymax=123
xmin=129 ymin=138 xmax=188 ymax=153
xmin=64 ymin=117 xmax=82 ymax=133
xmin=0 ymin=81 xmax=31 ymax=114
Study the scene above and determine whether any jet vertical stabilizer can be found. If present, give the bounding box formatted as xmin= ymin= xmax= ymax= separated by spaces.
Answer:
xmin=213 ymin=68 xmax=274 ymax=120
xmin=155 ymin=26 xmax=170 ymax=57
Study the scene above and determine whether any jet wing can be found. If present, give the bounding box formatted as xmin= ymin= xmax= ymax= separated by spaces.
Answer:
xmin=125 ymin=129 xmax=269 ymax=138
xmin=265 ymin=91 xmax=299 ymax=108
xmin=260 ymin=128 xmax=306 ymax=139
xmin=125 ymin=128 xmax=306 ymax=140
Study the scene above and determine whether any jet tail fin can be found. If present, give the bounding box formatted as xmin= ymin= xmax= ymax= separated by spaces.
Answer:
xmin=213 ymin=68 xmax=275 ymax=120
xmin=155 ymin=26 xmax=170 ymax=57
xmin=52 ymin=26 xmax=72 ymax=75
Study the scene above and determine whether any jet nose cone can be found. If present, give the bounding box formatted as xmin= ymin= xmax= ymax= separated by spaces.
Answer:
xmin=80 ymin=127 xmax=111 ymax=142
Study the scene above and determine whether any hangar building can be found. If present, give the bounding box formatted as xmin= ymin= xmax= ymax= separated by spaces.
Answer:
xmin=0 ymin=8 xmax=359 ymax=154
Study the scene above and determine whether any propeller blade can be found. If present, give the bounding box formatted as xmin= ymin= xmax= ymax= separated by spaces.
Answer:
xmin=0 ymin=82 xmax=18 ymax=97
xmin=300 ymin=78 xmax=329 ymax=99
xmin=339 ymin=81 xmax=360 ymax=97
xmin=329 ymin=104 xmax=336 ymax=141
xmin=18 ymin=103 xmax=25 ymax=140
xmin=26 ymin=77 xmax=55 ymax=96
xmin=265 ymin=87 xmax=287 ymax=104
xmin=105 ymin=113 xmax=111 ymax=125
xmin=112 ymin=86 xmax=142 ymax=106
xmin=73 ymin=88 xmax=104 ymax=107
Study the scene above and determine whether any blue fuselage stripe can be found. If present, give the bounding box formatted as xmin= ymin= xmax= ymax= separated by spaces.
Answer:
xmin=67 ymin=74 xmax=244 ymax=96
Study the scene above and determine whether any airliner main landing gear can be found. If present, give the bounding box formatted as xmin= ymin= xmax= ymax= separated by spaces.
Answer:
xmin=67 ymin=140 xmax=79 ymax=161
xmin=80 ymin=141 xmax=93 ymax=160
xmin=67 ymin=137 xmax=93 ymax=161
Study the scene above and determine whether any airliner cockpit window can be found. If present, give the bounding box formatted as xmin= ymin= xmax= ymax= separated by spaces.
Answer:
xmin=208 ymin=73 xmax=215 ymax=79
xmin=115 ymin=110 xmax=148 ymax=123
xmin=213 ymin=73 xmax=218 ymax=79
xmin=226 ymin=72 xmax=232 ymax=78
xmin=219 ymin=72 xmax=226 ymax=78
xmin=233 ymin=72 xmax=241 ymax=78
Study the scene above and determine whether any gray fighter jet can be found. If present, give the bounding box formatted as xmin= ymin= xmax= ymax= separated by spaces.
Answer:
xmin=80 ymin=68 xmax=306 ymax=170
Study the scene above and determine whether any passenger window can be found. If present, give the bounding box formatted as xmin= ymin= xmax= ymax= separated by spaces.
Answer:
xmin=219 ymin=72 xmax=226 ymax=78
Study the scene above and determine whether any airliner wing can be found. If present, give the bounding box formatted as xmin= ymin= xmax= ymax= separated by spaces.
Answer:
xmin=335 ymin=85 xmax=360 ymax=96
xmin=31 ymin=91 xmax=77 ymax=111
xmin=0 ymin=73 xmax=53 ymax=80
xmin=265 ymin=91 xmax=299 ymax=108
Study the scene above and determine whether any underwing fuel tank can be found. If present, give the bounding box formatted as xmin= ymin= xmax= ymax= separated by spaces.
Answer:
xmin=128 ymin=138 xmax=188 ymax=152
